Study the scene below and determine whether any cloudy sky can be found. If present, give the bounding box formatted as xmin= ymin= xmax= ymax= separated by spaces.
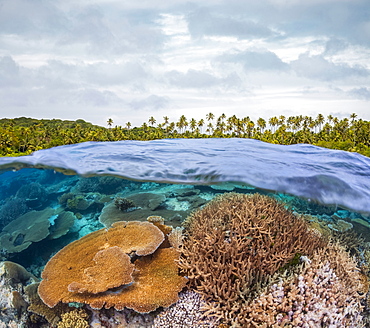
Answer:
xmin=0 ymin=0 xmax=369 ymax=127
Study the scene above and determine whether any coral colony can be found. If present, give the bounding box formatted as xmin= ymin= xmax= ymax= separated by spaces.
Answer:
xmin=0 ymin=172 xmax=370 ymax=327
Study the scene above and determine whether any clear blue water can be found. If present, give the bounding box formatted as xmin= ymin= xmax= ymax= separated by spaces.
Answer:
xmin=0 ymin=138 xmax=369 ymax=213
xmin=0 ymin=138 xmax=369 ymax=269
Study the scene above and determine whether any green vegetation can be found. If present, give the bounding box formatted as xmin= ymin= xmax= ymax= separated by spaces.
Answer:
xmin=0 ymin=113 xmax=369 ymax=157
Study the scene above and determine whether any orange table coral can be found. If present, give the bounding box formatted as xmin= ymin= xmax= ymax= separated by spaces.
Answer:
xmin=38 ymin=220 xmax=187 ymax=313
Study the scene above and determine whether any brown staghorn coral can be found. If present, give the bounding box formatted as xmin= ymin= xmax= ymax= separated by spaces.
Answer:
xmin=38 ymin=221 xmax=187 ymax=313
xmin=242 ymin=243 xmax=365 ymax=327
xmin=179 ymin=192 xmax=326 ymax=326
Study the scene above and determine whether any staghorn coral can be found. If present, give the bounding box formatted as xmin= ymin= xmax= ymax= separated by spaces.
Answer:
xmin=167 ymin=227 xmax=184 ymax=251
xmin=179 ymin=192 xmax=326 ymax=326
xmin=242 ymin=243 xmax=365 ymax=327
xmin=57 ymin=309 xmax=89 ymax=328
xmin=153 ymin=290 xmax=218 ymax=328
xmin=38 ymin=221 xmax=187 ymax=313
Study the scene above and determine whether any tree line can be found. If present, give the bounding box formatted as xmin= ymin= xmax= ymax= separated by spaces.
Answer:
xmin=0 ymin=113 xmax=369 ymax=157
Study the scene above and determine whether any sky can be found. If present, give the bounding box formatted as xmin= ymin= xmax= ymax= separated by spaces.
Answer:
xmin=0 ymin=0 xmax=369 ymax=127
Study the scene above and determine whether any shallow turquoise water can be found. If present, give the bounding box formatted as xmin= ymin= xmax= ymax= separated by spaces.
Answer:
xmin=0 ymin=138 xmax=369 ymax=269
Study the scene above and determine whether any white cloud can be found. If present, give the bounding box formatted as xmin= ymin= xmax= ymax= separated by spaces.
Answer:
xmin=0 ymin=56 xmax=21 ymax=87
xmin=129 ymin=95 xmax=170 ymax=111
xmin=0 ymin=0 xmax=369 ymax=127
xmin=218 ymin=50 xmax=289 ymax=72
xmin=348 ymin=87 xmax=370 ymax=100
xmin=186 ymin=7 xmax=278 ymax=40
xmin=291 ymin=53 xmax=369 ymax=81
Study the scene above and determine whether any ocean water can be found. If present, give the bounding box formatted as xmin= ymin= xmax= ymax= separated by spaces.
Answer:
xmin=0 ymin=138 xmax=370 ymax=326
xmin=1 ymin=138 xmax=369 ymax=213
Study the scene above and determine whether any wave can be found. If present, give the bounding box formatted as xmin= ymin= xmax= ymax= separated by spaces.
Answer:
xmin=0 ymin=138 xmax=369 ymax=214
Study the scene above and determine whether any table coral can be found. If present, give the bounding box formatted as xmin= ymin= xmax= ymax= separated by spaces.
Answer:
xmin=0 ymin=208 xmax=55 ymax=253
xmin=38 ymin=221 xmax=186 ymax=313
xmin=0 ymin=208 xmax=75 ymax=253
xmin=67 ymin=246 xmax=134 ymax=294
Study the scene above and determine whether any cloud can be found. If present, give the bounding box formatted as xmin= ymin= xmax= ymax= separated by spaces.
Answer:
xmin=0 ymin=0 xmax=67 ymax=36
xmin=291 ymin=53 xmax=369 ymax=81
xmin=83 ymin=61 xmax=149 ymax=86
xmin=72 ymin=88 xmax=124 ymax=107
xmin=218 ymin=50 xmax=289 ymax=72
xmin=165 ymin=69 xmax=241 ymax=89
xmin=348 ymin=87 xmax=370 ymax=101
xmin=323 ymin=38 xmax=348 ymax=55
xmin=186 ymin=7 xmax=277 ymax=39
xmin=0 ymin=56 xmax=21 ymax=87
xmin=129 ymin=95 xmax=170 ymax=111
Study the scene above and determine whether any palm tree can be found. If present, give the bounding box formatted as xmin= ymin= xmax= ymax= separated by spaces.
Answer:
xmin=315 ymin=114 xmax=325 ymax=132
xmin=206 ymin=122 xmax=214 ymax=135
xmin=257 ymin=118 xmax=266 ymax=133
xmin=206 ymin=112 xmax=215 ymax=123
xmin=125 ymin=122 xmax=132 ymax=130
xmin=268 ymin=116 xmax=279 ymax=133
xmin=176 ymin=115 xmax=188 ymax=134
xmin=198 ymin=119 xmax=205 ymax=134
xmin=189 ymin=118 xmax=197 ymax=133
xmin=148 ymin=116 xmax=156 ymax=127
xmin=107 ymin=118 xmax=114 ymax=128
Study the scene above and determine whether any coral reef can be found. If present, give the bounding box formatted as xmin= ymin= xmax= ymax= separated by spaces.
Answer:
xmin=114 ymin=197 xmax=136 ymax=211
xmin=99 ymin=193 xmax=187 ymax=228
xmin=89 ymin=307 xmax=155 ymax=328
xmin=153 ymin=290 xmax=218 ymax=328
xmin=15 ymin=182 xmax=47 ymax=209
xmin=0 ymin=208 xmax=56 ymax=253
xmin=179 ymin=192 xmax=326 ymax=326
xmin=0 ymin=208 xmax=75 ymax=253
xmin=75 ymin=176 xmax=127 ymax=194
xmin=48 ymin=211 xmax=76 ymax=240
xmin=57 ymin=308 xmax=89 ymax=328
xmin=0 ymin=198 xmax=28 ymax=230
xmin=328 ymin=218 xmax=354 ymax=232
xmin=25 ymin=282 xmax=71 ymax=326
xmin=0 ymin=261 xmax=38 ymax=328
xmin=242 ymin=243 xmax=365 ymax=327
xmin=38 ymin=220 xmax=186 ymax=313
xmin=67 ymin=246 xmax=135 ymax=294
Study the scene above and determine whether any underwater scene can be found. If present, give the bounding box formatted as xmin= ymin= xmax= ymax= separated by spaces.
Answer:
xmin=0 ymin=138 xmax=370 ymax=328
